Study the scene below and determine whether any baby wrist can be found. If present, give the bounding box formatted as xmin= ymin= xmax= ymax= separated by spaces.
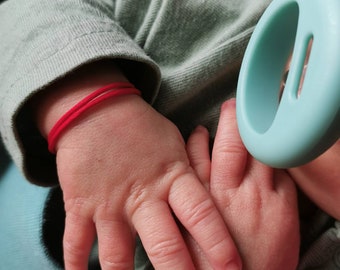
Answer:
xmin=48 ymin=82 xmax=141 ymax=153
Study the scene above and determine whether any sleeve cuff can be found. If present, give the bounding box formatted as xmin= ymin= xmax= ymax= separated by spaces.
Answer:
xmin=0 ymin=17 xmax=160 ymax=185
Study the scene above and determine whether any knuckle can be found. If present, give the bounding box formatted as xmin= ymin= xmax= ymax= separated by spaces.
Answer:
xmin=126 ymin=184 xmax=150 ymax=219
xmin=184 ymin=198 xmax=216 ymax=227
xmin=63 ymin=238 xmax=86 ymax=265
xmin=148 ymin=237 xmax=185 ymax=264
xmin=64 ymin=196 xmax=92 ymax=215
xmin=100 ymin=255 xmax=131 ymax=270
xmin=216 ymin=140 xmax=245 ymax=157
xmin=213 ymin=143 xmax=246 ymax=178
xmin=206 ymin=234 xmax=232 ymax=258
xmin=164 ymin=160 xmax=192 ymax=182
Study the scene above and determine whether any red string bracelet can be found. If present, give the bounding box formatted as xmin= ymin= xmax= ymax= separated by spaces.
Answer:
xmin=47 ymin=82 xmax=141 ymax=154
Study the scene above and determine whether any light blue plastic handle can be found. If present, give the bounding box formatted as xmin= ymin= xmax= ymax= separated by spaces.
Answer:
xmin=236 ymin=0 xmax=340 ymax=168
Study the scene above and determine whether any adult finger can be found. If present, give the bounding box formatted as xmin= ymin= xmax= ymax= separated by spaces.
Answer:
xmin=132 ymin=200 xmax=195 ymax=269
xmin=211 ymin=98 xmax=248 ymax=191
xmin=170 ymin=176 xmax=242 ymax=270
xmin=186 ymin=125 xmax=211 ymax=188
xmin=63 ymin=212 xmax=96 ymax=270
xmin=95 ymin=218 xmax=135 ymax=269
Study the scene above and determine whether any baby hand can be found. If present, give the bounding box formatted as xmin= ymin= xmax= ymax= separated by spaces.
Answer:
xmin=55 ymin=94 xmax=240 ymax=269
xmin=186 ymin=99 xmax=300 ymax=270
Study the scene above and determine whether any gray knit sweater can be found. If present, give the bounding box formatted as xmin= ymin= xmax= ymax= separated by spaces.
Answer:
xmin=0 ymin=0 xmax=339 ymax=269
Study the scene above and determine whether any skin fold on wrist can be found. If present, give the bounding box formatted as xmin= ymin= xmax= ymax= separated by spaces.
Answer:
xmin=32 ymin=61 xmax=129 ymax=138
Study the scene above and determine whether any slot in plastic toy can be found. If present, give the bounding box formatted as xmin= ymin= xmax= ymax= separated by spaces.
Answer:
xmin=236 ymin=0 xmax=340 ymax=168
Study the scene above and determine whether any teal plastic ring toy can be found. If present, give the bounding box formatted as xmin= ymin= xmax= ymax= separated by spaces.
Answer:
xmin=236 ymin=0 xmax=340 ymax=168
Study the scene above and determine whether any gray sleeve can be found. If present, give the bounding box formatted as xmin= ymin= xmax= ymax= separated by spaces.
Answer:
xmin=299 ymin=221 xmax=340 ymax=270
xmin=0 ymin=0 xmax=160 ymax=185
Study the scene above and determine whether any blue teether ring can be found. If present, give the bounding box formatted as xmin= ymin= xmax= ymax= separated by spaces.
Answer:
xmin=236 ymin=0 xmax=340 ymax=168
